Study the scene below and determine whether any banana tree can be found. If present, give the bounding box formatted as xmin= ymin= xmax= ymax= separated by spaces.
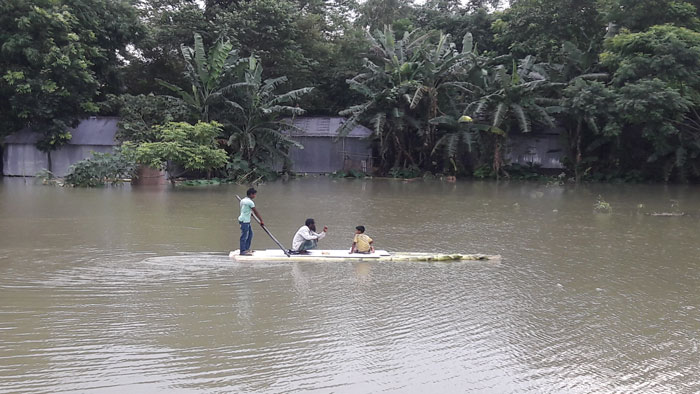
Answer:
xmin=225 ymin=57 xmax=313 ymax=170
xmin=338 ymin=26 xmax=431 ymax=170
xmin=466 ymin=56 xmax=560 ymax=177
xmin=157 ymin=33 xmax=246 ymax=122
xmin=429 ymin=114 xmax=478 ymax=174
xmin=406 ymin=31 xmax=486 ymax=168
xmin=340 ymin=26 xmax=504 ymax=173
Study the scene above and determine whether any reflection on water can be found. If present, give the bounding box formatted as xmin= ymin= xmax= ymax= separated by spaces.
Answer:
xmin=1 ymin=177 xmax=699 ymax=393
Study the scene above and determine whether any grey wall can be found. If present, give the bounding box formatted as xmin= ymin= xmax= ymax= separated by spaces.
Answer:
xmin=340 ymin=137 xmax=373 ymax=172
xmin=3 ymin=145 xmax=47 ymax=177
xmin=287 ymin=137 xmax=372 ymax=173
xmin=3 ymin=145 xmax=113 ymax=177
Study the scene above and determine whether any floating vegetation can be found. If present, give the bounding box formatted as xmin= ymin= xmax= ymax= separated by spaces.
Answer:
xmin=648 ymin=212 xmax=686 ymax=217
xmin=594 ymin=195 xmax=612 ymax=213
xmin=35 ymin=169 xmax=63 ymax=186
xmin=178 ymin=178 xmax=233 ymax=186
xmin=647 ymin=199 xmax=686 ymax=216
xmin=330 ymin=169 xmax=367 ymax=179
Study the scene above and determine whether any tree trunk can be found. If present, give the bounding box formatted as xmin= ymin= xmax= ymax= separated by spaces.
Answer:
xmin=393 ymin=134 xmax=415 ymax=167
xmin=427 ymin=89 xmax=438 ymax=157
xmin=575 ymin=120 xmax=582 ymax=184
xmin=493 ymin=136 xmax=503 ymax=180
xmin=166 ymin=162 xmax=176 ymax=185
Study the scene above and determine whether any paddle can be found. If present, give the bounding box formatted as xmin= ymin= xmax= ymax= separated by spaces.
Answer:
xmin=236 ymin=195 xmax=290 ymax=257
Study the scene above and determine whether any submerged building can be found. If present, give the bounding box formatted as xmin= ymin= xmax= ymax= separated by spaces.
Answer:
xmin=2 ymin=117 xmax=119 ymax=177
xmin=506 ymin=128 xmax=565 ymax=169
xmin=2 ymin=116 xmax=374 ymax=178
xmin=282 ymin=117 xmax=374 ymax=174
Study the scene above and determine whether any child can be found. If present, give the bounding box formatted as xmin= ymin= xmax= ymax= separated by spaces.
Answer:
xmin=350 ymin=225 xmax=374 ymax=254
xmin=239 ymin=187 xmax=263 ymax=255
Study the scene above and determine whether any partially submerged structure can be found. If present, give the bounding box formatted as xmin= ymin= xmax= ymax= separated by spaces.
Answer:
xmin=2 ymin=117 xmax=119 ymax=177
xmin=282 ymin=117 xmax=374 ymax=174
xmin=506 ymin=128 xmax=565 ymax=169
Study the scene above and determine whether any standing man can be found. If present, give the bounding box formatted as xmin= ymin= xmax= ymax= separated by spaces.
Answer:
xmin=239 ymin=187 xmax=263 ymax=255
xmin=291 ymin=218 xmax=327 ymax=254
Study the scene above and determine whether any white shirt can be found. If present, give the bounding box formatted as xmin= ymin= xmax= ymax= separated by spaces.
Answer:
xmin=291 ymin=225 xmax=326 ymax=251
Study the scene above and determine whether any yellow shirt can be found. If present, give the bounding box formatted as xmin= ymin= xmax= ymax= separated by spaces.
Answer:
xmin=353 ymin=233 xmax=373 ymax=252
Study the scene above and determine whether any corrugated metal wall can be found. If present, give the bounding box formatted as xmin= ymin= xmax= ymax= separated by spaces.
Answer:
xmin=287 ymin=137 xmax=372 ymax=173
xmin=3 ymin=145 xmax=113 ymax=177
xmin=2 ymin=145 xmax=48 ymax=176
xmin=340 ymin=137 xmax=373 ymax=172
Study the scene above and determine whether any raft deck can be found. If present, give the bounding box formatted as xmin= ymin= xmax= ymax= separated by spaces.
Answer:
xmin=229 ymin=249 xmax=501 ymax=262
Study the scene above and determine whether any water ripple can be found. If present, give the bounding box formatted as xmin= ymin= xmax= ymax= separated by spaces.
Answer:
xmin=0 ymin=255 xmax=694 ymax=394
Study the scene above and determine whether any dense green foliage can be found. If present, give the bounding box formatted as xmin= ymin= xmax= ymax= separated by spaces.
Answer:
xmin=157 ymin=32 xmax=244 ymax=122
xmin=64 ymin=150 xmax=136 ymax=187
xmin=4 ymin=0 xmax=700 ymax=182
xmin=600 ymin=25 xmax=700 ymax=181
xmin=0 ymin=0 xmax=142 ymax=154
xmin=122 ymin=121 xmax=229 ymax=183
xmin=492 ymin=0 xmax=605 ymax=62
xmin=154 ymin=33 xmax=312 ymax=180
xmin=105 ymin=93 xmax=192 ymax=143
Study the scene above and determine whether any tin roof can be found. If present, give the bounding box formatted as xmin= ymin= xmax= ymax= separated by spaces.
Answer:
xmin=3 ymin=117 xmax=119 ymax=146
xmin=283 ymin=117 xmax=373 ymax=138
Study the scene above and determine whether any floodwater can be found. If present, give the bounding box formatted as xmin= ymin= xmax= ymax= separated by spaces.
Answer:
xmin=0 ymin=177 xmax=699 ymax=393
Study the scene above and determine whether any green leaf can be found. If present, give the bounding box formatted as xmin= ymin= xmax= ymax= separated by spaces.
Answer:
xmin=192 ymin=33 xmax=209 ymax=89
xmin=493 ymin=102 xmax=508 ymax=128
xmin=511 ymin=104 xmax=531 ymax=133
xmin=430 ymin=115 xmax=457 ymax=125
xmin=409 ymin=86 xmax=425 ymax=109
xmin=207 ymin=39 xmax=234 ymax=91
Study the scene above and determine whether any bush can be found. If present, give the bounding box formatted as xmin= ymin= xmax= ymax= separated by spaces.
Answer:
xmin=331 ymin=169 xmax=367 ymax=178
xmin=180 ymin=178 xmax=232 ymax=186
xmin=64 ymin=150 xmax=136 ymax=187
xmin=35 ymin=169 xmax=61 ymax=186
xmin=122 ymin=121 xmax=229 ymax=183
xmin=388 ymin=165 xmax=421 ymax=179
xmin=473 ymin=164 xmax=495 ymax=179
xmin=225 ymin=154 xmax=279 ymax=184
xmin=504 ymin=163 xmax=549 ymax=181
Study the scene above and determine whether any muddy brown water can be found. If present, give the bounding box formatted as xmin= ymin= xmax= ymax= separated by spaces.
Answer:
xmin=1 ymin=177 xmax=699 ymax=393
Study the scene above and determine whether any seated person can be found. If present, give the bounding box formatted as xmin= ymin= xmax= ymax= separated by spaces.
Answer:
xmin=350 ymin=225 xmax=374 ymax=254
xmin=291 ymin=218 xmax=328 ymax=254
